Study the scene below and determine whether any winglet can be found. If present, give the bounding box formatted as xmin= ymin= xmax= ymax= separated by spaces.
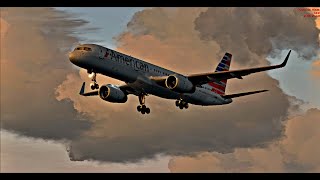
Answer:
xmin=280 ymin=50 xmax=291 ymax=67
xmin=79 ymin=82 xmax=85 ymax=95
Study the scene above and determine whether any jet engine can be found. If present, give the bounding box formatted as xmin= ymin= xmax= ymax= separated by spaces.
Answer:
xmin=98 ymin=84 xmax=128 ymax=103
xmin=165 ymin=74 xmax=195 ymax=93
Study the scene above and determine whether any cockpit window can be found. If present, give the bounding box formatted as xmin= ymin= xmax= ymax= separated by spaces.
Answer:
xmin=84 ymin=47 xmax=92 ymax=51
xmin=75 ymin=47 xmax=92 ymax=51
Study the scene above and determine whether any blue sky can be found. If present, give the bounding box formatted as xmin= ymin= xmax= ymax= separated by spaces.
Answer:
xmin=267 ymin=50 xmax=320 ymax=108
xmin=55 ymin=7 xmax=144 ymax=48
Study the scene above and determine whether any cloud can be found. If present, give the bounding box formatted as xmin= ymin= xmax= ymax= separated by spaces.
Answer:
xmin=1 ymin=130 xmax=169 ymax=172
xmin=57 ymin=8 xmax=298 ymax=163
xmin=0 ymin=16 xmax=9 ymax=39
xmin=194 ymin=8 xmax=319 ymax=64
xmin=316 ymin=17 xmax=320 ymax=29
xmin=311 ymin=17 xmax=320 ymax=77
xmin=2 ymin=7 xmax=317 ymax=168
xmin=311 ymin=60 xmax=320 ymax=77
xmin=0 ymin=8 xmax=92 ymax=140
xmin=168 ymin=108 xmax=320 ymax=173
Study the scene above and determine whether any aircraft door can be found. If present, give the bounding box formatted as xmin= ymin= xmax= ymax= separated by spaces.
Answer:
xmin=98 ymin=47 xmax=105 ymax=59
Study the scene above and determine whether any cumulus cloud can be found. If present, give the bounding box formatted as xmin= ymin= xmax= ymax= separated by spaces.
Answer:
xmin=316 ymin=17 xmax=320 ymax=29
xmin=310 ymin=17 xmax=320 ymax=77
xmin=0 ymin=8 xmax=92 ymax=140
xmin=168 ymin=108 xmax=320 ymax=173
xmin=57 ymin=8 xmax=300 ymax=163
xmin=0 ymin=17 xmax=9 ymax=39
xmin=194 ymin=8 xmax=319 ymax=65
xmin=1 ymin=130 xmax=169 ymax=172
xmin=2 ymin=7 xmax=318 ymax=168
xmin=311 ymin=60 xmax=320 ymax=77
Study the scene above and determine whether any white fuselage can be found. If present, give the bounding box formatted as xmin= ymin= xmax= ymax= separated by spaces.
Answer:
xmin=69 ymin=44 xmax=232 ymax=106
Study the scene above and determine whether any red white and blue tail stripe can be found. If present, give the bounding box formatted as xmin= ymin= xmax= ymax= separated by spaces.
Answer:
xmin=207 ymin=52 xmax=232 ymax=95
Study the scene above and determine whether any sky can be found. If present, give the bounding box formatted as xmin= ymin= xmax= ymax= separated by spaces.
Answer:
xmin=1 ymin=7 xmax=319 ymax=172
xmin=55 ymin=7 xmax=144 ymax=49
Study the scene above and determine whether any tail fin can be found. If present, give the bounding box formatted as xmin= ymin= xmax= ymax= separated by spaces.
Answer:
xmin=206 ymin=52 xmax=232 ymax=95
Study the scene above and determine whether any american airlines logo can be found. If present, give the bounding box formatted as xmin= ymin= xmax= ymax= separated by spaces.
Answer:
xmin=105 ymin=49 xmax=150 ymax=72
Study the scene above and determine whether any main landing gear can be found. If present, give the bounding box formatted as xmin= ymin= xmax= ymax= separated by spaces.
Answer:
xmin=175 ymin=99 xmax=189 ymax=110
xmin=137 ymin=94 xmax=150 ymax=114
xmin=88 ymin=70 xmax=99 ymax=90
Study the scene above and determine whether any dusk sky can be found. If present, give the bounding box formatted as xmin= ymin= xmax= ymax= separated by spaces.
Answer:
xmin=1 ymin=7 xmax=319 ymax=172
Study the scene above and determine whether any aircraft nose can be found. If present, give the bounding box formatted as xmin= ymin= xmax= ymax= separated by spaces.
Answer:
xmin=69 ymin=52 xmax=76 ymax=62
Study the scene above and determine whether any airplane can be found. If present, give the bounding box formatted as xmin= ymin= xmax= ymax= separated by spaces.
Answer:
xmin=69 ymin=44 xmax=291 ymax=114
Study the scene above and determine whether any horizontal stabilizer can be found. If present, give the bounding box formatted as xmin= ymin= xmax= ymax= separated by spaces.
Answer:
xmin=221 ymin=89 xmax=268 ymax=99
xmin=79 ymin=82 xmax=98 ymax=96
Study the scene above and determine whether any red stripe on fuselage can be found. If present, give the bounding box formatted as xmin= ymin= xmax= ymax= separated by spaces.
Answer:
xmin=221 ymin=79 xmax=227 ymax=84
xmin=208 ymin=82 xmax=226 ymax=90
xmin=211 ymin=88 xmax=224 ymax=95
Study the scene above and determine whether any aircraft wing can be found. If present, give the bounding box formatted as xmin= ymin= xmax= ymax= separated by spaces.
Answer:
xmin=221 ymin=89 xmax=268 ymax=99
xmin=79 ymin=82 xmax=135 ymax=96
xmin=187 ymin=50 xmax=291 ymax=86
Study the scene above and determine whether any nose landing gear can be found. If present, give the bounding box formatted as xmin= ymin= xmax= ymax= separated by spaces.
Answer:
xmin=90 ymin=82 xmax=99 ymax=90
xmin=88 ymin=71 xmax=99 ymax=90
xmin=137 ymin=94 xmax=150 ymax=114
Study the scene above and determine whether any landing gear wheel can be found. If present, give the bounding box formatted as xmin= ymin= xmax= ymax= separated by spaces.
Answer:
xmin=94 ymin=83 xmax=99 ymax=89
xmin=137 ymin=95 xmax=151 ymax=114
xmin=176 ymin=99 xmax=189 ymax=110
xmin=88 ymin=71 xmax=99 ymax=90
xmin=175 ymin=100 xmax=179 ymax=107
xmin=90 ymin=83 xmax=96 ymax=90
xmin=145 ymin=108 xmax=150 ymax=114
xmin=137 ymin=105 xmax=142 ymax=112
xmin=90 ymin=82 xmax=99 ymax=90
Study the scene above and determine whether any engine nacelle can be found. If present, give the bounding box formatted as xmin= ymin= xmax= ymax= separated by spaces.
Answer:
xmin=98 ymin=84 xmax=128 ymax=103
xmin=165 ymin=74 xmax=195 ymax=93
